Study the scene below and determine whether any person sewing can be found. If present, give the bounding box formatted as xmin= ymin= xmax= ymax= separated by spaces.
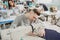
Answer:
xmin=10 ymin=8 xmax=60 ymax=40
xmin=50 ymin=6 xmax=58 ymax=25
xmin=10 ymin=8 xmax=45 ymax=37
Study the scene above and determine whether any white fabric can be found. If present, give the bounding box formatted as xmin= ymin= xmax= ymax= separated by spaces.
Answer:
xmin=43 ymin=21 xmax=60 ymax=33
xmin=10 ymin=22 xmax=60 ymax=40
xmin=1 ymin=22 xmax=60 ymax=40
xmin=1 ymin=29 xmax=14 ymax=40
xmin=11 ymin=26 xmax=45 ymax=40
xmin=55 ymin=11 xmax=60 ymax=19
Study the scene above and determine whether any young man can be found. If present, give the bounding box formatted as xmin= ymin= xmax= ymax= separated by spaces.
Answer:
xmin=10 ymin=8 xmax=45 ymax=36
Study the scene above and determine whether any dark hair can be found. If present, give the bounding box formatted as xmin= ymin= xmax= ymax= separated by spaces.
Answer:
xmin=8 ymin=0 xmax=15 ymax=9
xmin=39 ymin=4 xmax=48 ymax=11
xmin=50 ymin=7 xmax=53 ymax=12
xmin=27 ymin=9 xmax=40 ymax=16
xmin=33 ymin=9 xmax=40 ymax=16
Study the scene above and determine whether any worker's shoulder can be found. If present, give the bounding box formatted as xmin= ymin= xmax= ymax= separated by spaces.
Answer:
xmin=15 ymin=14 xmax=25 ymax=20
xmin=16 ymin=14 xmax=24 ymax=18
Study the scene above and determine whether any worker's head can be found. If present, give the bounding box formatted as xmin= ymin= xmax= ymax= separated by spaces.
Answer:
xmin=3 ymin=5 xmax=7 ymax=9
xmin=25 ymin=9 xmax=40 ymax=22
xmin=8 ymin=1 xmax=15 ymax=9
xmin=50 ymin=6 xmax=57 ymax=12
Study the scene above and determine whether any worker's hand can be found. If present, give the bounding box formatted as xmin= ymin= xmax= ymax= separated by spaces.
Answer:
xmin=38 ymin=29 xmax=45 ymax=37
xmin=27 ymin=29 xmax=45 ymax=37
xmin=27 ymin=31 xmax=36 ymax=37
